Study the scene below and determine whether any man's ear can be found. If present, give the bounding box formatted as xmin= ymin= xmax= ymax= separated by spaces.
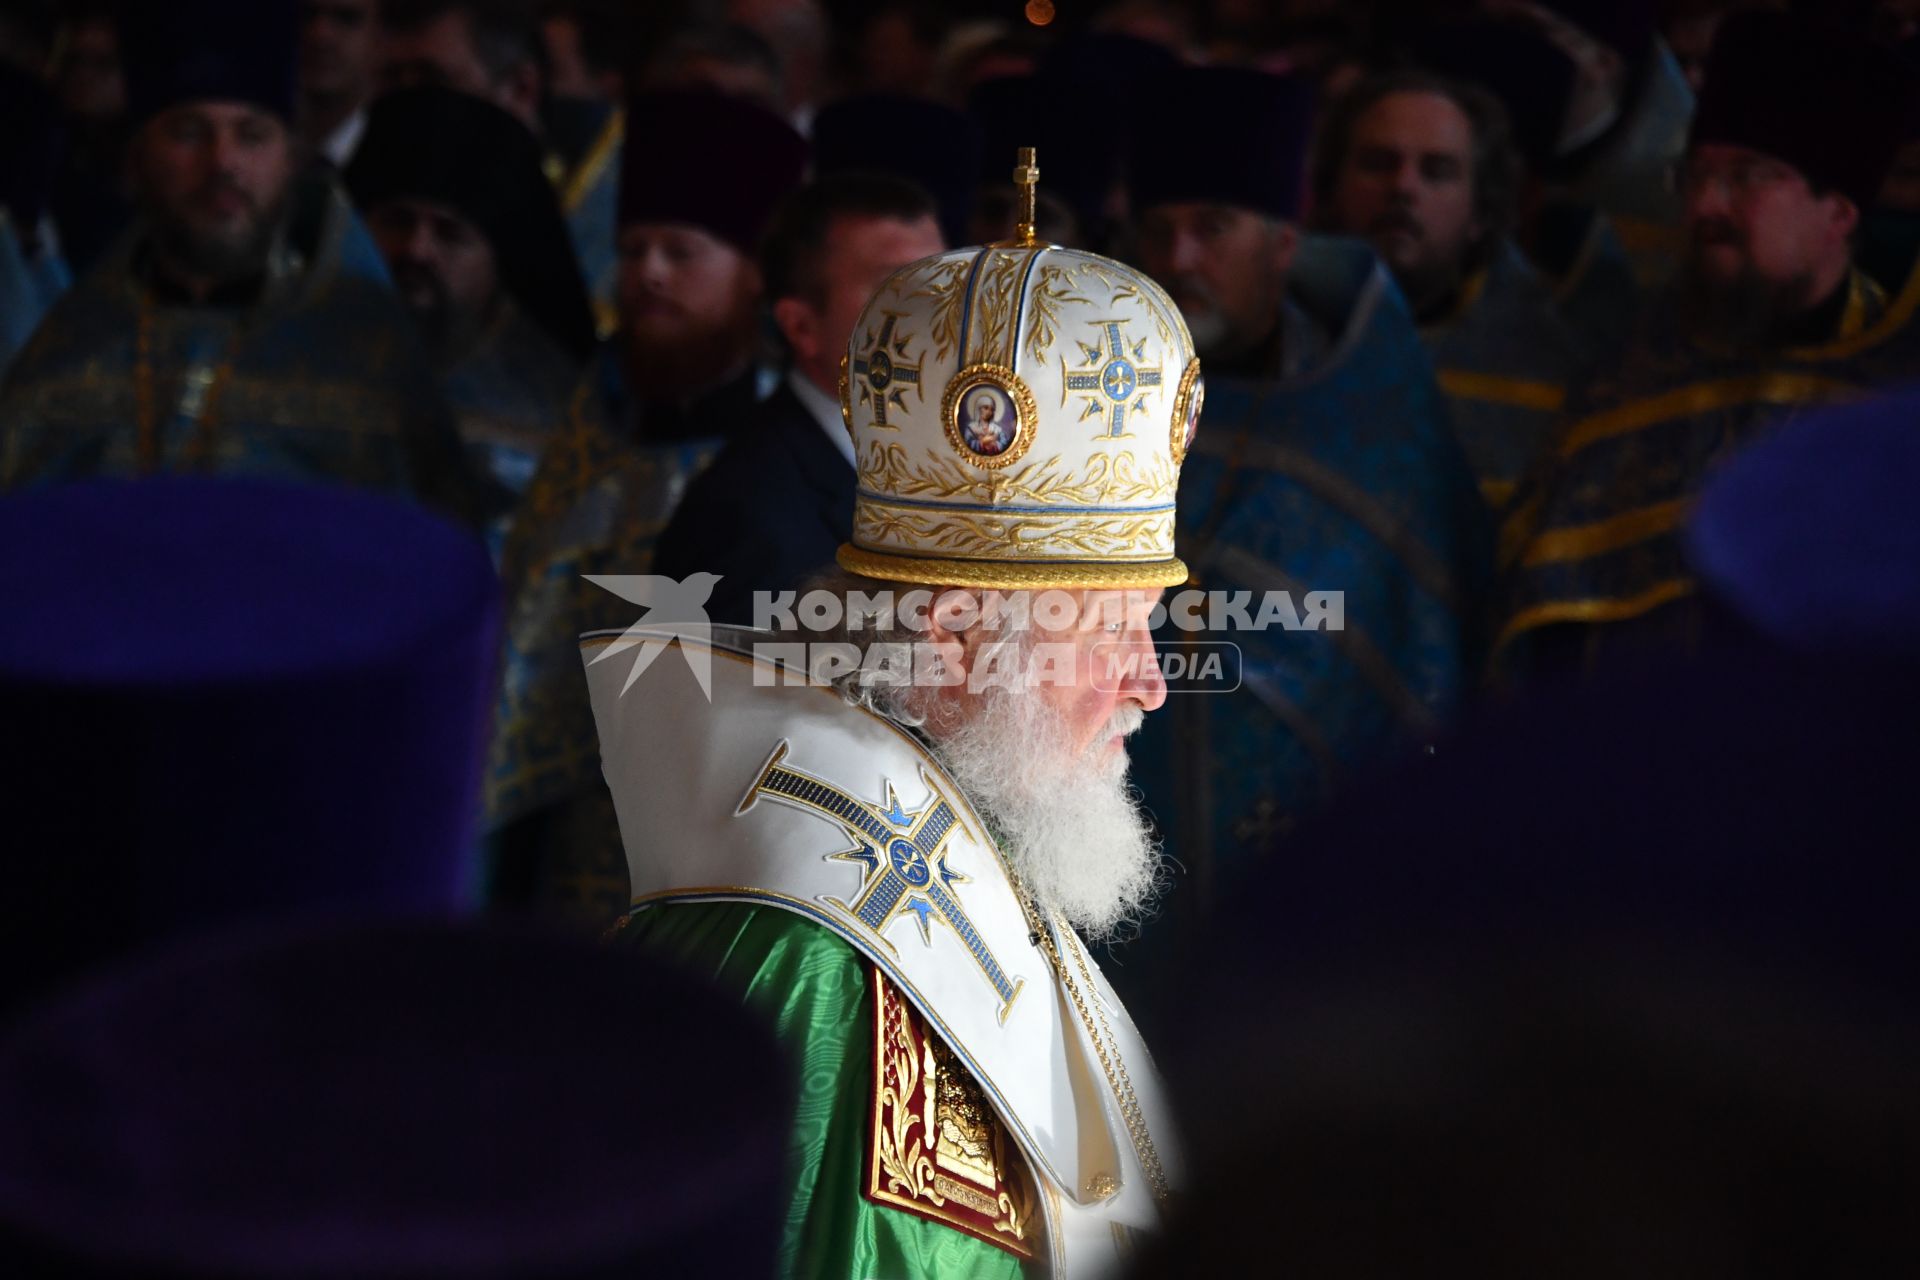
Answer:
xmin=923 ymin=589 xmax=986 ymax=679
xmin=771 ymin=296 xmax=819 ymax=364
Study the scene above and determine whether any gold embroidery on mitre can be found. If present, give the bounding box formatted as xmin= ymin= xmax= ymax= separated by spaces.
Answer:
xmin=1024 ymin=263 xmax=1091 ymax=361
xmin=867 ymin=968 xmax=1038 ymax=1259
xmin=854 ymin=504 xmax=1176 ymax=563
xmin=857 ymin=440 xmax=1174 ymax=508
xmin=838 ymin=353 xmax=853 ymax=442
xmin=1171 ymin=358 xmax=1204 ymax=466
xmin=911 ymin=256 xmax=974 ymax=364
xmin=838 ymin=153 xmax=1200 ymax=589
xmin=969 ymin=250 xmax=1028 ymax=368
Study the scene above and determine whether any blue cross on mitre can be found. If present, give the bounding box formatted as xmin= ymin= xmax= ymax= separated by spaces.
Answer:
xmin=736 ymin=742 xmax=1025 ymax=1023
xmin=851 ymin=311 xmax=924 ymax=429
xmin=1064 ymin=319 xmax=1163 ymax=439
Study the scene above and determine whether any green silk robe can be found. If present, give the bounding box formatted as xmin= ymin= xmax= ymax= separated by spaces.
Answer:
xmin=619 ymin=901 xmax=1038 ymax=1280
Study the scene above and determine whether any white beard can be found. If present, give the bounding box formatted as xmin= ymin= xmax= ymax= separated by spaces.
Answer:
xmin=928 ymin=688 xmax=1165 ymax=943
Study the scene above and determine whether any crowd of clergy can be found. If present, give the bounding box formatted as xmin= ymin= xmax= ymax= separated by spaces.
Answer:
xmin=2 ymin=0 xmax=1919 ymax=1275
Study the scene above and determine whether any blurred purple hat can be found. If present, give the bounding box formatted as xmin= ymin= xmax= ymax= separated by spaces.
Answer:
xmin=0 ymin=477 xmax=501 ymax=1015
xmin=0 ymin=919 xmax=792 ymax=1276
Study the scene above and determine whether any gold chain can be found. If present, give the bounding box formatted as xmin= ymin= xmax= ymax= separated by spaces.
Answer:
xmin=1010 ymin=880 xmax=1170 ymax=1207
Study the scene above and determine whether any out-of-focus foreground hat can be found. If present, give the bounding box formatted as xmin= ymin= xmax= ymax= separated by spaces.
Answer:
xmin=0 ymin=919 xmax=792 ymax=1277
xmin=0 ymin=476 xmax=501 ymax=1014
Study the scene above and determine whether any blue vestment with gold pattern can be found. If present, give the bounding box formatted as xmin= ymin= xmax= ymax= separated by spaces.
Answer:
xmin=557 ymin=107 xmax=622 ymax=338
xmin=1533 ymin=205 xmax=1640 ymax=368
xmin=485 ymin=345 xmax=732 ymax=913
xmin=1427 ymin=239 xmax=1591 ymax=511
xmin=441 ymin=298 xmax=584 ymax=557
xmin=0 ymin=181 xmax=472 ymax=518
xmin=1132 ymin=237 xmax=1492 ymax=918
xmin=0 ymin=212 xmax=69 ymax=379
xmin=1497 ymin=265 xmax=1920 ymax=674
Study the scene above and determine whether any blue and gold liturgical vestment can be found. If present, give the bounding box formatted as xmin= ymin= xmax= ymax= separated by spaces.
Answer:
xmin=486 ymin=345 xmax=725 ymax=913
xmin=1133 ymin=237 xmax=1493 ymax=913
xmin=0 ymin=211 xmax=69 ymax=379
xmin=557 ymin=106 xmax=622 ymax=338
xmin=1427 ymin=238 xmax=1591 ymax=512
xmin=441 ymin=298 xmax=584 ymax=558
xmin=0 ymin=181 xmax=469 ymax=514
xmin=1497 ymin=264 xmax=1920 ymax=673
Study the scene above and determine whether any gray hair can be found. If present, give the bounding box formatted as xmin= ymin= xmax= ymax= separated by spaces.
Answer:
xmin=775 ymin=568 xmax=1042 ymax=732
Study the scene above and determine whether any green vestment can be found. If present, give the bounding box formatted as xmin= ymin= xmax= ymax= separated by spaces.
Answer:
xmin=620 ymin=901 xmax=1038 ymax=1280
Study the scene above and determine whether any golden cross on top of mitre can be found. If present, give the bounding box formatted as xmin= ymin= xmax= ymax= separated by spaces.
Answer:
xmin=1013 ymin=146 xmax=1040 ymax=247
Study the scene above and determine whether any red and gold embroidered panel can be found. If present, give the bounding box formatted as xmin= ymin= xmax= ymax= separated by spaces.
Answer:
xmin=866 ymin=967 xmax=1038 ymax=1259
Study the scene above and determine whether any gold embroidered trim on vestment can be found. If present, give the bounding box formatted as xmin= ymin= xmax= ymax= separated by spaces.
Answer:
xmin=1436 ymin=368 xmax=1567 ymax=413
xmin=1556 ymin=374 xmax=1860 ymax=459
xmin=1519 ymin=497 xmax=1691 ymax=568
xmin=1494 ymin=577 xmax=1698 ymax=652
xmin=867 ymin=968 xmax=1037 ymax=1258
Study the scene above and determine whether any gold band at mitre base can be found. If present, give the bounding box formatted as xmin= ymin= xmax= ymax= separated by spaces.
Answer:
xmin=835 ymin=150 xmax=1202 ymax=593
xmin=835 ymin=544 xmax=1191 ymax=591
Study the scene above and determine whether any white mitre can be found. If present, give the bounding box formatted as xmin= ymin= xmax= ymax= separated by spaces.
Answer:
xmin=836 ymin=149 xmax=1203 ymax=591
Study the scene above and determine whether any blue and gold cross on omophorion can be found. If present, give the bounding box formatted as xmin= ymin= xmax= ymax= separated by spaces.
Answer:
xmin=1065 ymin=320 xmax=1163 ymax=438
xmin=852 ymin=312 xmax=923 ymax=430
xmin=737 ymin=742 xmax=1024 ymax=1023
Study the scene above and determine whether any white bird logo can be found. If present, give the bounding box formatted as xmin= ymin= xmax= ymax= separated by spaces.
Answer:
xmin=583 ymin=572 xmax=722 ymax=700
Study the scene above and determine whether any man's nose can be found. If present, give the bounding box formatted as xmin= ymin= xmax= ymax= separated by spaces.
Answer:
xmin=207 ymin=130 xmax=244 ymax=176
xmin=1687 ymin=179 xmax=1732 ymax=222
xmin=637 ymin=246 xmax=674 ymax=284
xmin=1689 ymin=169 xmax=1735 ymax=220
xmin=1120 ymin=627 xmax=1168 ymax=711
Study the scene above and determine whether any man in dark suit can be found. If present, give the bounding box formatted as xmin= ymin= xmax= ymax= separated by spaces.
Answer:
xmin=655 ymin=173 xmax=945 ymax=624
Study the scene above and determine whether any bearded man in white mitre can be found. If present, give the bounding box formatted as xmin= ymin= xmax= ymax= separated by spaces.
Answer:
xmin=586 ymin=180 xmax=1202 ymax=1279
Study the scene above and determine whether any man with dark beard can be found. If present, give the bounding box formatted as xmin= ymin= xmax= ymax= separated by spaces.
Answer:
xmin=346 ymin=86 xmax=595 ymax=547
xmin=583 ymin=157 xmax=1190 ymax=1274
xmin=1313 ymin=70 xmax=1589 ymax=512
xmin=602 ymin=90 xmax=790 ymax=429
xmin=485 ymin=89 xmax=805 ymax=917
xmin=0 ymin=0 xmax=472 ymax=519
xmin=1497 ymin=11 xmax=1919 ymax=678
xmin=1121 ymin=67 xmax=1490 ymax=993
